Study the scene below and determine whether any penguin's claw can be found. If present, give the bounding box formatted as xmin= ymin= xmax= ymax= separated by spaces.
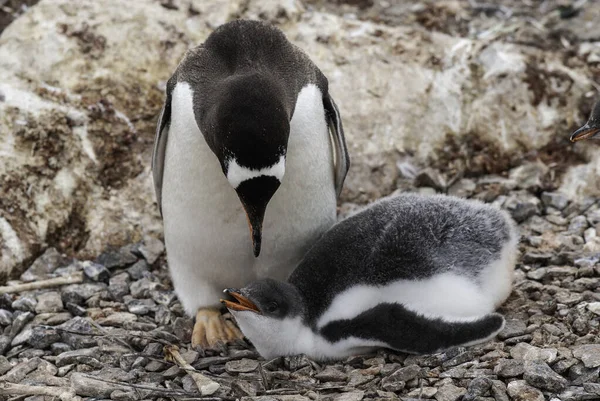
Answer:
xmin=191 ymin=308 xmax=244 ymax=349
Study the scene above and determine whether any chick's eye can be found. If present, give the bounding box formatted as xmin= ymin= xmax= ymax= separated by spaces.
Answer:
xmin=265 ymin=302 xmax=278 ymax=313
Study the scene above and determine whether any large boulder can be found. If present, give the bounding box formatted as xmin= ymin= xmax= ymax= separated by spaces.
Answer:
xmin=0 ymin=0 xmax=598 ymax=280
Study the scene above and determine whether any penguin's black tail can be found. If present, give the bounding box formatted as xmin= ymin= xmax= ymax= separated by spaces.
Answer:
xmin=319 ymin=303 xmax=505 ymax=355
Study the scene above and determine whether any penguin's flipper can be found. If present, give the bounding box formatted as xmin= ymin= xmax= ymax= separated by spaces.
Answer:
xmin=151 ymin=75 xmax=177 ymax=216
xmin=319 ymin=303 xmax=505 ymax=355
xmin=323 ymin=94 xmax=350 ymax=198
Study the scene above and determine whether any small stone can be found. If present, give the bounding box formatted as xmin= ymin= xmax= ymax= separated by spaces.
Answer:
xmin=510 ymin=343 xmax=557 ymax=363
xmin=407 ymin=387 xmax=438 ymax=398
xmin=415 ymin=168 xmax=446 ymax=190
xmin=51 ymin=342 xmax=72 ymax=355
xmin=315 ymin=366 xmax=347 ymax=382
xmin=348 ymin=370 xmax=373 ymax=386
xmin=3 ymin=358 xmax=40 ymax=383
xmin=448 ymin=178 xmax=476 ymax=198
xmin=587 ymin=302 xmax=600 ymax=316
xmin=558 ymin=386 xmax=598 ymax=401
xmin=490 ymin=380 xmax=509 ymax=401
xmin=462 ymin=378 xmax=492 ymax=401
xmin=111 ymin=390 xmax=140 ymax=401
xmin=96 ymin=247 xmax=137 ymax=269
xmin=333 ymin=391 xmax=365 ymax=401
xmin=97 ymin=312 xmax=137 ymax=327
xmin=20 ymin=248 xmax=67 ymax=281
xmin=12 ymin=295 xmax=37 ymax=312
xmin=62 ymin=283 xmax=107 ymax=304
xmin=28 ymin=326 xmax=61 ymax=349
xmin=9 ymin=311 xmax=34 ymax=337
xmin=0 ymin=355 xmax=12 ymax=375
xmin=0 ymin=309 xmax=13 ymax=326
xmin=137 ymin=238 xmax=165 ymax=264
xmin=232 ymin=380 xmax=259 ymax=397
xmin=83 ymin=261 xmax=110 ymax=282
xmin=572 ymin=344 xmax=600 ymax=368
xmin=506 ymin=380 xmax=544 ymax=401
xmin=172 ymin=317 xmax=193 ymax=342
xmin=435 ymin=384 xmax=466 ymax=401
xmin=569 ymin=215 xmax=589 ymax=235
xmin=523 ymin=361 xmax=568 ymax=392
xmin=150 ymin=290 xmax=176 ymax=306
xmin=35 ymin=292 xmax=64 ymax=313
xmin=494 ymin=359 xmax=524 ymax=377
xmin=226 ymin=358 xmax=259 ymax=373
xmin=509 ymin=162 xmax=548 ymax=191
xmin=71 ymin=372 xmax=129 ymax=397
xmin=130 ymin=277 xmax=160 ymax=298
xmin=498 ymin=319 xmax=527 ymax=340
xmin=127 ymin=259 xmax=150 ymax=280
xmin=125 ymin=297 xmax=156 ymax=315
xmin=541 ymin=192 xmax=569 ymax=210
xmin=522 ymin=252 xmax=553 ymax=265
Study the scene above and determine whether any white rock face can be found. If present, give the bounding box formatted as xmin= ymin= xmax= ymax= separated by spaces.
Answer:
xmin=0 ymin=0 xmax=598 ymax=279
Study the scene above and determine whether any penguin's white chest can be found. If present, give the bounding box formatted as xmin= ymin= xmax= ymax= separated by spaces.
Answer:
xmin=161 ymin=82 xmax=336 ymax=314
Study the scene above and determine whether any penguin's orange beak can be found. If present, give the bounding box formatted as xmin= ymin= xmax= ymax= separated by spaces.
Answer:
xmin=570 ymin=124 xmax=600 ymax=142
xmin=221 ymin=289 xmax=260 ymax=313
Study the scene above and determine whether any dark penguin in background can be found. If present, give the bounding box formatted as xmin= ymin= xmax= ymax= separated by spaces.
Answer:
xmin=152 ymin=20 xmax=350 ymax=348
xmin=222 ymin=193 xmax=519 ymax=361
xmin=571 ymin=99 xmax=600 ymax=142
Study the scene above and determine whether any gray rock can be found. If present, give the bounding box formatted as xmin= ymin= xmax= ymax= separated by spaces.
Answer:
xmin=315 ymin=366 xmax=347 ymax=382
xmin=389 ymin=364 xmax=422 ymax=381
xmin=27 ymin=326 xmax=61 ymax=349
xmin=523 ymin=361 xmax=568 ymax=392
xmin=125 ymin=297 xmax=156 ymax=315
xmin=20 ymin=247 xmax=67 ymax=281
xmin=232 ymin=379 xmax=259 ymax=397
xmin=510 ymin=343 xmax=557 ymax=363
xmin=108 ymin=273 xmax=130 ymax=301
xmin=150 ymin=290 xmax=176 ymax=306
xmin=558 ymin=386 xmax=599 ymax=401
xmin=51 ymin=342 xmax=72 ymax=355
xmin=506 ymin=380 xmax=544 ymax=401
xmin=95 ymin=247 xmax=137 ymax=269
xmin=504 ymin=194 xmax=540 ymax=223
xmin=569 ymin=215 xmax=589 ymax=235
xmin=9 ymin=311 xmax=34 ymax=337
xmin=71 ymin=372 xmax=129 ymax=397
xmin=127 ymin=259 xmax=150 ymax=280
xmin=493 ymin=359 xmax=524 ymax=377
xmin=333 ymin=391 xmax=365 ymax=401
xmin=498 ymin=319 xmax=527 ymax=340
xmin=172 ymin=316 xmax=193 ymax=343
xmin=137 ymin=238 xmax=164 ymax=264
xmin=56 ymin=347 xmax=99 ymax=366
xmin=111 ymin=390 xmax=140 ymax=401
xmin=130 ymin=277 xmax=161 ymax=298
xmin=12 ymin=295 xmax=37 ymax=312
xmin=62 ymin=283 xmax=107 ymax=304
xmin=35 ymin=292 xmax=63 ymax=313
xmin=3 ymin=357 xmax=40 ymax=382
xmin=572 ymin=344 xmax=600 ymax=368
xmin=0 ymin=355 xmax=12 ymax=375
xmin=434 ymin=384 xmax=467 ymax=401
xmin=347 ymin=370 xmax=373 ymax=387
xmin=462 ymin=378 xmax=492 ymax=401
xmin=0 ymin=309 xmax=12 ymax=326
xmin=82 ymin=261 xmax=110 ymax=282
xmin=448 ymin=178 xmax=476 ymax=198
xmin=97 ymin=312 xmax=137 ymax=327
xmin=509 ymin=162 xmax=548 ymax=192
xmin=541 ymin=192 xmax=569 ymax=210
xmin=583 ymin=383 xmax=600 ymax=396
xmin=490 ymin=380 xmax=509 ymax=401
xmin=226 ymin=358 xmax=259 ymax=373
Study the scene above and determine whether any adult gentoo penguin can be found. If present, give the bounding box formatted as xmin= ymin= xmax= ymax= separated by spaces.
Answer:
xmin=222 ymin=193 xmax=519 ymax=361
xmin=152 ymin=20 xmax=350 ymax=348
xmin=571 ymin=99 xmax=600 ymax=141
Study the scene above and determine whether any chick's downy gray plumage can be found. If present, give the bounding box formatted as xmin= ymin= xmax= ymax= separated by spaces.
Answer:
xmin=225 ymin=193 xmax=519 ymax=361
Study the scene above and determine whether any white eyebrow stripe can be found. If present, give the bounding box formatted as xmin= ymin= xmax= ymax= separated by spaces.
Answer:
xmin=226 ymin=155 xmax=286 ymax=189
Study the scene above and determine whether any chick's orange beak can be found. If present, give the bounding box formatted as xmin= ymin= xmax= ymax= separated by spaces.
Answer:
xmin=220 ymin=289 xmax=260 ymax=313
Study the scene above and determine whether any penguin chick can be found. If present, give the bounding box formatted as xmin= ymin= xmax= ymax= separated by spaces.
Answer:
xmin=571 ymin=99 xmax=600 ymax=142
xmin=222 ymin=193 xmax=519 ymax=361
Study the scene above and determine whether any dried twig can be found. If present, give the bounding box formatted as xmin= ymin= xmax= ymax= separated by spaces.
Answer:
xmin=164 ymin=345 xmax=220 ymax=396
xmin=0 ymin=273 xmax=83 ymax=294
xmin=0 ymin=381 xmax=80 ymax=401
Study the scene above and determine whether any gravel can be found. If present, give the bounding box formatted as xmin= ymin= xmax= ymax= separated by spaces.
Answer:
xmin=0 ymin=4 xmax=599 ymax=400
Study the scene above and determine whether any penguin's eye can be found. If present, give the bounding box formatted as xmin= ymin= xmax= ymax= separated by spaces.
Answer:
xmin=265 ymin=302 xmax=279 ymax=313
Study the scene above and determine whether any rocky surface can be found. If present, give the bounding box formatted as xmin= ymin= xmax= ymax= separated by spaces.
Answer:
xmin=1 ymin=0 xmax=600 ymax=400
xmin=0 ymin=168 xmax=599 ymax=400
xmin=1 ymin=0 xmax=600 ymax=280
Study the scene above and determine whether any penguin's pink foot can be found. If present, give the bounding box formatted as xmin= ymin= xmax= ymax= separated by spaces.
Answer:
xmin=191 ymin=308 xmax=244 ymax=349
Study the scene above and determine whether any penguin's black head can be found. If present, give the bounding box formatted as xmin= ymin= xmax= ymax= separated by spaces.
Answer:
xmin=221 ymin=279 xmax=305 ymax=320
xmin=571 ymin=99 xmax=600 ymax=142
xmin=202 ymin=73 xmax=291 ymax=257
